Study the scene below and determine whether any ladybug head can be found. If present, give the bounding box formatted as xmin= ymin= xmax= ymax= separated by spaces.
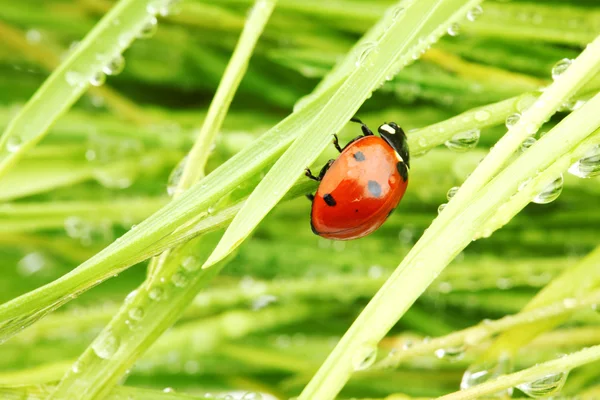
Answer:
xmin=378 ymin=122 xmax=410 ymax=168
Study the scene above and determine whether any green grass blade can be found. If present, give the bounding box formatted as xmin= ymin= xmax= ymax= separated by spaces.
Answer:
xmin=202 ymin=0 xmax=483 ymax=270
xmin=0 ymin=0 xmax=174 ymax=179
xmin=176 ymin=0 xmax=277 ymax=190
xmin=438 ymin=345 xmax=600 ymax=400
xmin=297 ymin=91 xmax=600 ymax=399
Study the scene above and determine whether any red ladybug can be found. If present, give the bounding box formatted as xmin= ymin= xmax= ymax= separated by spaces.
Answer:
xmin=306 ymin=118 xmax=409 ymax=240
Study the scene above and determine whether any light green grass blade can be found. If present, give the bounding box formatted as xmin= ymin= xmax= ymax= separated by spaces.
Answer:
xmin=0 ymin=0 xmax=174 ymax=179
xmin=202 ymin=0 xmax=484 ymax=269
xmin=438 ymin=345 xmax=600 ymax=400
xmin=297 ymin=91 xmax=600 ymax=399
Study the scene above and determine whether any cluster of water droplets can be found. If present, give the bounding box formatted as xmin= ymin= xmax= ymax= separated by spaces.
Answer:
xmin=438 ymin=186 xmax=459 ymax=214
xmin=64 ymin=216 xmax=114 ymax=246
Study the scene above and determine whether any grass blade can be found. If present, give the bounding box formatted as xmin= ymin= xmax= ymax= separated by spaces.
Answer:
xmin=202 ymin=0 xmax=481 ymax=269
xmin=0 ymin=0 xmax=173 ymax=179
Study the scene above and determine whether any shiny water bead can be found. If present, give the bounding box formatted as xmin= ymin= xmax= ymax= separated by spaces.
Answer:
xmin=517 ymin=371 xmax=568 ymax=398
xmin=444 ymin=129 xmax=480 ymax=152
xmin=552 ymin=58 xmax=572 ymax=80
xmin=532 ymin=174 xmax=563 ymax=204
xmin=568 ymin=145 xmax=600 ymax=178
xmin=352 ymin=343 xmax=377 ymax=371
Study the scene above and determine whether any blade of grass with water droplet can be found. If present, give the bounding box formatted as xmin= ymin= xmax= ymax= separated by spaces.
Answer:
xmin=0 ymin=0 xmax=169 ymax=180
xmin=438 ymin=345 xmax=600 ymax=400
xmin=201 ymin=0 xmax=469 ymax=269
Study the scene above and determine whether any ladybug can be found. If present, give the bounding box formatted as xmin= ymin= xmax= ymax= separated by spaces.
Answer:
xmin=306 ymin=118 xmax=409 ymax=240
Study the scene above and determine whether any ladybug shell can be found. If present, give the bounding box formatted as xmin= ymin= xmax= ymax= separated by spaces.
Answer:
xmin=310 ymin=135 xmax=408 ymax=240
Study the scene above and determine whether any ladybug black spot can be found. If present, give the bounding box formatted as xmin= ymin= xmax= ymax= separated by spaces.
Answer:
xmin=367 ymin=180 xmax=382 ymax=198
xmin=323 ymin=193 xmax=337 ymax=206
xmin=397 ymin=162 xmax=409 ymax=182
xmin=353 ymin=151 xmax=366 ymax=161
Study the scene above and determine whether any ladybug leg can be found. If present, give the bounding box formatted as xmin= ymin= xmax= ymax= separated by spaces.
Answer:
xmin=350 ymin=117 xmax=374 ymax=136
xmin=304 ymin=168 xmax=320 ymax=181
xmin=305 ymin=193 xmax=315 ymax=201
xmin=332 ymin=134 xmax=343 ymax=153
xmin=318 ymin=159 xmax=335 ymax=180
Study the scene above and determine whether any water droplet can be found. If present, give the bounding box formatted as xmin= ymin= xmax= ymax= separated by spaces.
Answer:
xmin=6 ymin=136 xmax=23 ymax=153
xmin=138 ymin=16 xmax=158 ymax=38
xmin=474 ymin=109 xmax=491 ymax=122
xmin=65 ymin=71 xmax=85 ymax=88
xmin=444 ymin=129 xmax=480 ymax=152
xmin=241 ymin=393 xmax=263 ymax=400
xmin=533 ymin=174 xmax=563 ymax=204
xmin=438 ymin=203 xmax=447 ymax=214
xmin=148 ymin=287 xmax=165 ymax=301
xmin=181 ymin=255 xmax=200 ymax=272
xmin=568 ymin=145 xmax=600 ymax=178
xmin=391 ymin=6 xmax=405 ymax=21
xmin=125 ymin=289 xmax=138 ymax=304
xmin=89 ymin=71 xmax=106 ymax=87
xmin=128 ymin=307 xmax=144 ymax=321
xmin=167 ymin=156 xmax=187 ymax=196
xmin=447 ymin=23 xmax=460 ymax=36
xmin=517 ymin=371 xmax=568 ymax=398
xmin=434 ymin=345 xmax=465 ymax=361
xmin=352 ymin=343 xmax=377 ymax=371
xmin=71 ymin=361 xmax=81 ymax=373
xmin=163 ymin=387 xmax=175 ymax=393
xmin=92 ymin=331 xmax=120 ymax=359
xmin=505 ymin=113 xmax=521 ymax=128
xmin=102 ymin=54 xmax=125 ymax=75
xmin=466 ymin=6 xmax=483 ymax=22
xmin=461 ymin=357 xmax=513 ymax=395
xmin=26 ymin=29 xmax=42 ymax=44
xmin=520 ymin=136 xmax=537 ymax=152
xmin=447 ymin=186 xmax=459 ymax=200
xmin=355 ymin=41 xmax=378 ymax=68
xmin=552 ymin=58 xmax=572 ymax=80
xmin=171 ymin=272 xmax=188 ymax=287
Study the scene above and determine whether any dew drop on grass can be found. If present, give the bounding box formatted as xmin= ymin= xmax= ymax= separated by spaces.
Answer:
xmin=65 ymin=71 xmax=85 ymax=88
xmin=505 ymin=113 xmax=521 ymax=128
xmin=138 ymin=16 xmax=158 ymax=38
xmin=125 ymin=289 xmax=138 ymax=304
xmin=447 ymin=186 xmax=459 ymax=200
xmin=437 ymin=203 xmax=447 ymax=214
xmin=181 ymin=255 xmax=200 ymax=272
xmin=102 ymin=54 xmax=125 ymax=75
xmin=163 ymin=387 xmax=175 ymax=393
xmin=355 ymin=42 xmax=378 ymax=68
xmin=568 ymin=145 xmax=600 ymax=178
xmin=444 ymin=128 xmax=480 ymax=152
xmin=467 ymin=5 xmax=483 ymax=21
xmin=391 ymin=6 xmax=405 ymax=21
xmin=447 ymin=23 xmax=460 ymax=36
xmin=352 ymin=343 xmax=377 ymax=371
xmin=434 ymin=345 xmax=465 ymax=361
xmin=6 ymin=136 xmax=23 ymax=153
xmin=89 ymin=71 xmax=106 ymax=87
xmin=171 ymin=272 xmax=188 ymax=287
xmin=520 ymin=136 xmax=537 ymax=152
xmin=128 ymin=307 xmax=144 ymax=321
xmin=461 ymin=357 xmax=513 ymax=396
xmin=148 ymin=287 xmax=165 ymax=301
xmin=92 ymin=331 xmax=120 ymax=359
xmin=533 ymin=174 xmax=563 ymax=204
xmin=517 ymin=371 xmax=568 ymax=398
xmin=552 ymin=58 xmax=572 ymax=80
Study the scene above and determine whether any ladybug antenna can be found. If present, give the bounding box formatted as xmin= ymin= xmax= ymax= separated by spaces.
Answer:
xmin=378 ymin=122 xmax=410 ymax=168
